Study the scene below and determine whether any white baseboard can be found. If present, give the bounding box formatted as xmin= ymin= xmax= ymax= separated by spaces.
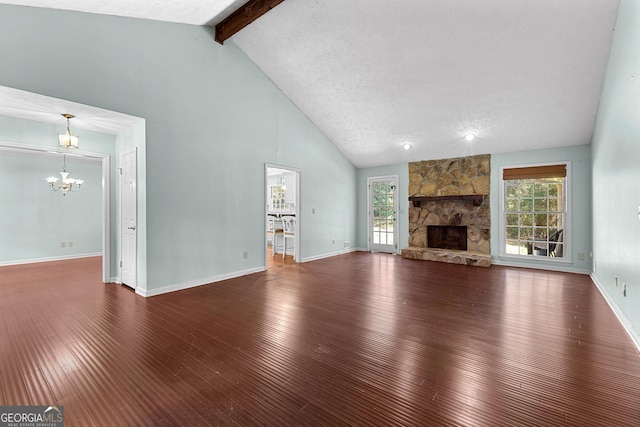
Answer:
xmin=590 ymin=273 xmax=640 ymax=352
xmin=139 ymin=266 xmax=266 ymax=298
xmin=491 ymin=258 xmax=590 ymax=275
xmin=300 ymin=247 xmax=360 ymax=263
xmin=0 ymin=252 xmax=102 ymax=267
xmin=139 ymin=249 xmax=364 ymax=298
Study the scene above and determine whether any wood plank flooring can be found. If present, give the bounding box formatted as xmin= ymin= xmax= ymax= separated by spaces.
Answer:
xmin=1 ymin=254 xmax=640 ymax=426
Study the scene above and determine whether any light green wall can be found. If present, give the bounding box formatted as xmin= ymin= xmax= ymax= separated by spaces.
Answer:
xmin=0 ymin=5 xmax=357 ymax=293
xmin=590 ymin=0 xmax=640 ymax=344
xmin=275 ymin=97 xmax=358 ymax=259
xmin=0 ymin=115 xmax=114 ymax=265
xmin=0 ymin=152 xmax=101 ymax=264
xmin=490 ymin=145 xmax=592 ymax=273
xmin=356 ymin=164 xmax=409 ymax=252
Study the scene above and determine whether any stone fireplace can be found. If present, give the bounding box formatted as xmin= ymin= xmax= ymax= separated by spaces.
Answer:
xmin=401 ymin=154 xmax=491 ymax=267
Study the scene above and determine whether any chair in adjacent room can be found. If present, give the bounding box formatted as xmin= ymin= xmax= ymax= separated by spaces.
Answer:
xmin=281 ymin=216 xmax=296 ymax=260
xmin=267 ymin=215 xmax=284 ymax=257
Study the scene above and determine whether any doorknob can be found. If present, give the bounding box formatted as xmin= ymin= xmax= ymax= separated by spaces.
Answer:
xmin=128 ymin=226 xmax=136 ymax=230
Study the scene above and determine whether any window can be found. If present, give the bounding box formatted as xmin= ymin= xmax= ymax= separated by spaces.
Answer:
xmin=502 ymin=163 xmax=568 ymax=260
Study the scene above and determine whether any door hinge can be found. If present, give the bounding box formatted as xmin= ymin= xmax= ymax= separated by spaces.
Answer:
xmin=120 ymin=261 xmax=122 ymax=267
xmin=119 ymin=168 xmax=123 ymax=175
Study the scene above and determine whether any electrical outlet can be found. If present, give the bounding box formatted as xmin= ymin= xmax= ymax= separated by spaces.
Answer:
xmin=242 ymin=251 xmax=248 ymax=259
xmin=344 ymin=241 xmax=350 ymax=249
xmin=577 ymin=252 xmax=585 ymax=261
xmin=60 ymin=242 xmax=66 ymax=248
xmin=68 ymin=241 xmax=74 ymax=248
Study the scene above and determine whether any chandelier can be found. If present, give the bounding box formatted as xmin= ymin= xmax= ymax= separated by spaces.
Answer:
xmin=58 ymin=113 xmax=79 ymax=148
xmin=47 ymin=114 xmax=84 ymax=196
xmin=47 ymin=154 xmax=84 ymax=196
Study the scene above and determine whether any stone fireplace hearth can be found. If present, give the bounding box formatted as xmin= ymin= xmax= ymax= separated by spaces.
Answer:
xmin=401 ymin=154 xmax=491 ymax=267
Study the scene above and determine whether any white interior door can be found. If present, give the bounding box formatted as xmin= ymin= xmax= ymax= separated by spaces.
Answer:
xmin=368 ymin=176 xmax=398 ymax=253
xmin=121 ymin=150 xmax=137 ymax=288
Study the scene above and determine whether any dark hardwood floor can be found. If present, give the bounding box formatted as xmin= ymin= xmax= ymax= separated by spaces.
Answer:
xmin=1 ymin=254 xmax=640 ymax=426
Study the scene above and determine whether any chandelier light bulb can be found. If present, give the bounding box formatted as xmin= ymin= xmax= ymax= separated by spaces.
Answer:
xmin=464 ymin=133 xmax=476 ymax=141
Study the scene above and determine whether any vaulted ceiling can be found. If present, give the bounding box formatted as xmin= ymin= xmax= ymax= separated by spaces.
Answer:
xmin=0 ymin=0 xmax=620 ymax=168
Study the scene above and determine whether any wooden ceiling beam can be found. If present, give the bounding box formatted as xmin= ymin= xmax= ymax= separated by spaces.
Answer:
xmin=215 ymin=0 xmax=284 ymax=45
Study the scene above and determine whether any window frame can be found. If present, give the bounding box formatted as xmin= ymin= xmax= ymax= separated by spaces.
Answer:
xmin=499 ymin=161 xmax=571 ymax=263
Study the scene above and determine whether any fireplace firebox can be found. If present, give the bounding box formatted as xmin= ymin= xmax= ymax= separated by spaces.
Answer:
xmin=427 ymin=226 xmax=467 ymax=251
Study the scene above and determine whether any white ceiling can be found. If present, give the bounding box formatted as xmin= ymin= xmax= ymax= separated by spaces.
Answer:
xmin=0 ymin=1 xmax=620 ymax=167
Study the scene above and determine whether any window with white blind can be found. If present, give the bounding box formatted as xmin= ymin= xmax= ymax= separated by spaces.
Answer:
xmin=501 ymin=163 xmax=569 ymax=261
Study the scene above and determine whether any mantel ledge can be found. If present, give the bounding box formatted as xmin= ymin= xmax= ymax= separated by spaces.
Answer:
xmin=409 ymin=194 xmax=487 ymax=208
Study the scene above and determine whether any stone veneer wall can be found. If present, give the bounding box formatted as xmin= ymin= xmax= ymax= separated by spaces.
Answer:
xmin=404 ymin=154 xmax=491 ymax=266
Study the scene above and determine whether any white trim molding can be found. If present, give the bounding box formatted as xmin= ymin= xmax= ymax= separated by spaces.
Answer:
xmin=300 ymin=247 xmax=360 ymax=263
xmin=0 ymin=252 xmax=102 ymax=267
xmin=138 ymin=266 xmax=266 ymax=298
xmin=491 ymin=258 xmax=590 ymax=275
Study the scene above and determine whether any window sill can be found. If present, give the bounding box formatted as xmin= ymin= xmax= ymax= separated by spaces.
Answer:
xmin=499 ymin=254 xmax=571 ymax=264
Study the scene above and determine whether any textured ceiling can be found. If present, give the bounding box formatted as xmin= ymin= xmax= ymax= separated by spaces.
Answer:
xmin=0 ymin=1 xmax=620 ymax=168
xmin=233 ymin=0 xmax=619 ymax=167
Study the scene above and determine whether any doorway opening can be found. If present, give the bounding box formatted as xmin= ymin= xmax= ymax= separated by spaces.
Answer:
xmin=0 ymin=142 xmax=110 ymax=279
xmin=265 ymin=164 xmax=300 ymax=268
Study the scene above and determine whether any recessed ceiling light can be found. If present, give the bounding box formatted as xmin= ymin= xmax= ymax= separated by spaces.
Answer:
xmin=464 ymin=133 xmax=476 ymax=141
xmin=402 ymin=142 xmax=413 ymax=150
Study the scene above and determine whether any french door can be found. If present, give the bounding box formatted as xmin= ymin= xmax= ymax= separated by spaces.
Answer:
xmin=368 ymin=176 xmax=398 ymax=253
